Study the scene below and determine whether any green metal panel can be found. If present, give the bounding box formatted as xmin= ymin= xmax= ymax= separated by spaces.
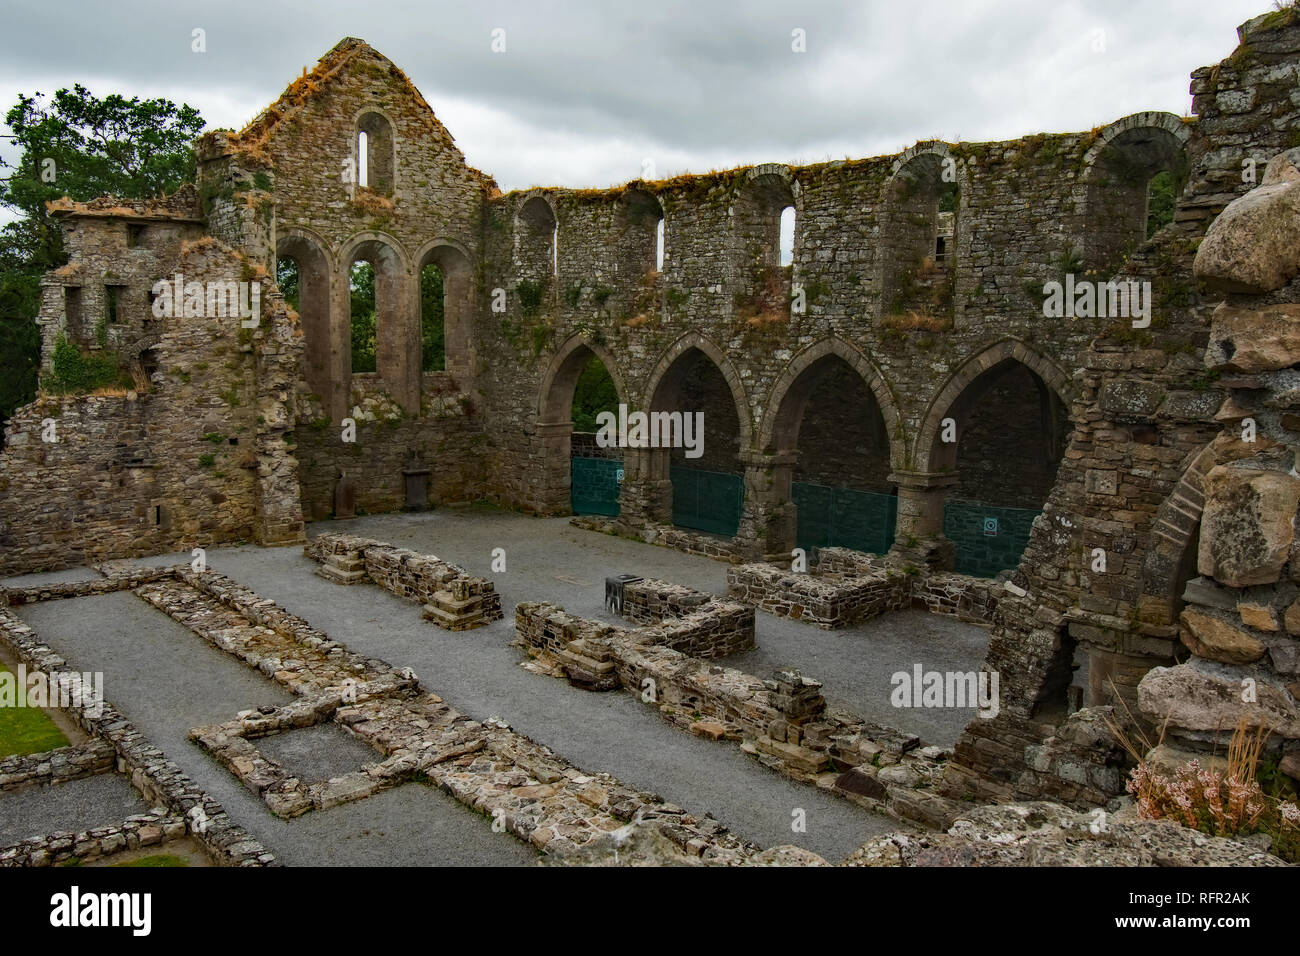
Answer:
xmin=943 ymin=499 xmax=1040 ymax=578
xmin=571 ymin=457 xmax=622 ymax=516
xmin=670 ymin=467 xmax=743 ymax=536
xmin=793 ymin=482 xmax=897 ymax=555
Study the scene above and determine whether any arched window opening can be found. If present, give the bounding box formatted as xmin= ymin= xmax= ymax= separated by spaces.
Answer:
xmin=420 ymin=263 xmax=444 ymax=371
xmin=1146 ymin=169 xmax=1175 ymax=239
xmin=656 ymin=218 xmax=665 ymax=272
xmin=1083 ymin=125 xmax=1186 ymax=270
xmin=881 ymin=153 xmax=957 ymax=322
xmin=516 ymin=196 xmax=558 ymax=282
xmin=735 ymin=171 xmax=796 ymax=320
xmin=778 ymin=205 xmax=795 ymax=267
xmin=349 ymin=260 xmax=377 ymax=373
xmin=276 ymin=234 xmax=333 ymax=413
xmin=357 ymin=130 xmax=370 ymax=188
xmin=356 ymin=112 xmax=394 ymax=196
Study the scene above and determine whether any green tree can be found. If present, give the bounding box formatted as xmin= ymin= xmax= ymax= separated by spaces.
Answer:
xmin=571 ymin=357 xmax=618 ymax=432
xmin=421 ymin=264 xmax=444 ymax=371
xmin=350 ymin=261 xmax=376 ymax=373
xmin=276 ymin=257 xmax=300 ymax=312
xmin=1146 ymin=170 xmax=1175 ymax=239
xmin=0 ymin=85 xmax=204 ymax=432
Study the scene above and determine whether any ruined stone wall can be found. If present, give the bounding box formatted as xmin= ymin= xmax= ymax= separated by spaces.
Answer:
xmin=0 ymin=238 xmax=304 ymax=573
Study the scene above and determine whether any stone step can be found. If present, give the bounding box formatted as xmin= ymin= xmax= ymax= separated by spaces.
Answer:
xmin=315 ymin=564 xmax=368 ymax=585
xmin=421 ymin=602 xmax=486 ymax=631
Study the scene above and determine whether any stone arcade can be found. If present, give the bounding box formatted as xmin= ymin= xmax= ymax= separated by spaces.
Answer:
xmin=2 ymin=9 xmax=1300 ymax=866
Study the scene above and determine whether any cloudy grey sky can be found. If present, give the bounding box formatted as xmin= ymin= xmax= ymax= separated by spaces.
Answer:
xmin=0 ymin=0 xmax=1272 ymax=207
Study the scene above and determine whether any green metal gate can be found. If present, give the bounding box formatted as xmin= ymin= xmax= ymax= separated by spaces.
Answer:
xmin=943 ymin=499 xmax=1040 ymax=578
xmin=571 ymin=457 xmax=622 ymax=516
xmin=793 ymin=482 xmax=898 ymax=555
xmin=670 ymin=467 xmax=743 ymax=536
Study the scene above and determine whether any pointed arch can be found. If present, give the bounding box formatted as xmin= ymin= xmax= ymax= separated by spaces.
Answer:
xmin=642 ymin=331 xmax=753 ymax=450
xmin=915 ymin=338 xmax=1074 ymax=473
xmin=539 ymin=333 xmax=630 ymax=423
xmin=758 ymin=336 xmax=904 ymax=466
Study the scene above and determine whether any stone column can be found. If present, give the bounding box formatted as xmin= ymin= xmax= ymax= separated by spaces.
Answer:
xmin=737 ymin=449 xmax=797 ymax=562
xmin=889 ymin=469 xmax=957 ymax=569
xmin=618 ymin=446 xmax=673 ymax=528
xmin=531 ymin=419 xmax=573 ymax=515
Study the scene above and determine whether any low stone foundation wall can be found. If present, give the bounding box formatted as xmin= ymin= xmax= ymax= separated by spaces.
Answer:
xmin=0 ymin=564 xmax=178 ymax=607
xmin=621 ymin=578 xmax=754 ymax=658
xmin=570 ymin=515 xmax=750 ymax=563
xmin=305 ymin=532 xmax=503 ymax=630
xmin=0 ymin=739 xmax=116 ymax=792
xmin=726 ymin=563 xmax=908 ymax=628
xmin=515 ymin=599 xmax=963 ymax=829
xmin=728 ymin=547 xmax=998 ymax=628
xmin=0 ymin=602 xmax=275 ymax=866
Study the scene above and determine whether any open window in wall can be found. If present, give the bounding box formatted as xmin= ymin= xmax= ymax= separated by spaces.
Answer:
xmin=64 ymin=286 xmax=83 ymax=336
xmin=734 ymin=169 xmax=796 ymax=320
xmin=420 ymin=245 xmax=472 ymax=375
xmin=1083 ymin=126 xmax=1186 ymax=271
xmin=615 ymin=189 xmax=664 ymax=278
xmin=277 ymin=234 xmax=332 ymax=411
xmin=349 ymin=259 xmax=377 ymax=373
xmin=357 ymin=112 xmax=395 ymax=195
xmin=516 ymin=196 xmax=557 ymax=281
xmin=880 ymin=152 xmax=957 ymax=324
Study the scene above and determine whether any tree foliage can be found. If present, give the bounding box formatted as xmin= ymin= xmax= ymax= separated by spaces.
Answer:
xmin=571 ymin=357 xmax=618 ymax=432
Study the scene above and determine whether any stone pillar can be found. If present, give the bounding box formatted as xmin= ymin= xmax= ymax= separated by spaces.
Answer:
xmin=889 ymin=469 xmax=956 ymax=569
xmin=376 ymin=270 xmax=418 ymax=414
xmin=737 ymin=449 xmax=797 ymax=562
xmin=618 ymin=446 xmax=673 ymax=528
xmin=532 ymin=420 xmax=573 ymax=515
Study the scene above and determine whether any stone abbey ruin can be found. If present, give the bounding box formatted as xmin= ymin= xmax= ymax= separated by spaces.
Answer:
xmin=3 ymin=9 xmax=1300 ymax=867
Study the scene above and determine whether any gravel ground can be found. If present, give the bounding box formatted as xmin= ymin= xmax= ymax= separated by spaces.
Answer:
xmin=0 ymin=771 xmax=152 ymax=846
xmin=13 ymin=592 xmax=536 ymax=867
xmin=257 ymin=722 xmax=382 ymax=785
xmin=155 ymin=511 xmax=924 ymax=860
xmin=6 ymin=510 xmax=992 ymax=863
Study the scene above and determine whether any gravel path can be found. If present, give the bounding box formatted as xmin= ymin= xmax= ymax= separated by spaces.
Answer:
xmin=0 ymin=771 xmax=152 ymax=846
xmin=14 ymin=592 xmax=537 ymax=867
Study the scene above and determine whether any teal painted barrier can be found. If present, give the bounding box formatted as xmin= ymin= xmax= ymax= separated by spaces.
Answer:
xmin=571 ymin=457 xmax=622 ymax=516
xmin=793 ymin=482 xmax=897 ymax=555
xmin=670 ymin=466 xmax=743 ymax=536
xmin=943 ymin=499 xmax=1039 ymax=577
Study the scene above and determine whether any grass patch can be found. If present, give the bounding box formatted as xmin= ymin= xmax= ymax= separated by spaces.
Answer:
xmin=0 ymin=663 xmax=70 ymax=758
xmin=111 ymin=854 xmax=189 ymax=868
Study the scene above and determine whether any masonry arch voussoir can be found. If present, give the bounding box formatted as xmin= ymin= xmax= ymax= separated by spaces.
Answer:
xmin=538 ymin=333 xmax=630 ymax=423
xmin=1080 ymin=111 xmax=1192 ymax=180
xmin=642 ymin=332 xmax=753 ymax=449
xmin=758 ymin=336 xmax=904 ymax=465
xmin=1139 ymin=440 xmax=1219 ymax=623
xmin=914 ymin=338 xmax=1074 ymax=472
xmin=338 ymin=230 xmax=413 ymax=273
xmin=277 ymin=226 xmax=337 ymax=276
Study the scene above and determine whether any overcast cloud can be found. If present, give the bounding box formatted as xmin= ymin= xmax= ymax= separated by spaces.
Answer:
xmin=0 ymin=0 xmax=1271 ymax=204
